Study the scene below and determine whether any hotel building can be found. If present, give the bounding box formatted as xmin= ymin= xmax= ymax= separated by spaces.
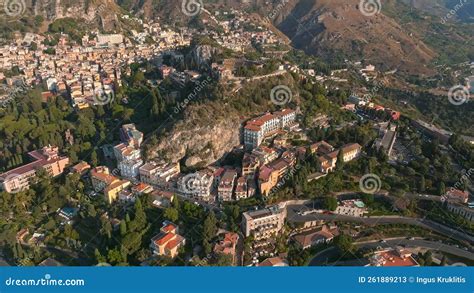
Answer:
xmin=0 ymin=146 xmax=69 ymax=193
xmin=243 ymin=109 xmax=296 ymax=150
xmin=242 ymin=205 xmax=287 ymax=240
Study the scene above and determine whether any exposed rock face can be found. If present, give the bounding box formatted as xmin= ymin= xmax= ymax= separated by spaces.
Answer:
xmin=150 ymin=109 xmax=241 ymax=167
xmin=32 ymin=0 xmax=119 ymax=30
xmin=189 ymin=45 xmax=218 ymax=68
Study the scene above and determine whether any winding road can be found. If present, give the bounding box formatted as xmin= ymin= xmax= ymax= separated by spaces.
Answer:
xmin=286 ymin=204 xmax=474 ymax=244
xmin=309 ymin=238 xmax=474 ymax=266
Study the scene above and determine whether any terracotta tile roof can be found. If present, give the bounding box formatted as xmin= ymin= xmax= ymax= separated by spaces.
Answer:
xmin=258 ymin=257 xmax=288 ymax=267
xmin=258 ymin=165 xmax=274 ymax=181
xmin=244 ymin=124 xmax=261 ymax=132
xmin=165 ymin=234 xmax=184 ymax=250
xmin=374 ymin=250 xmax=418 ymax=267
xmin=162 ymin=223 xmax=177 ymax=233
xmin=154 ymin=232 xmax=175 ymax=246
xmin=341 ymin=143 xmax=362 ymax=154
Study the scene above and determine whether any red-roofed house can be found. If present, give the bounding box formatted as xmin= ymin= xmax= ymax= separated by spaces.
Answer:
xmin=446 ymin=189 xmax=469 ymax=204
xmin=214 ymin=232 xmax=239 ymax=264
xmin=368 ymin=248 xmax=419 ymax=267
xmin=150 ymin=222 xmax=185 ymax=259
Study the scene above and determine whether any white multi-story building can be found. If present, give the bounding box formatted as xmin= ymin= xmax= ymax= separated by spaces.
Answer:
xmin=114 ymin=143 xmax=143 ymax=179
xmin=242 ymin=205 xmax=287 ymax=240
xmin=139 ymin=162 xmax=181 ymax=186
xmin=118 ymin=159 xmax=144 ymax=179
xmin=243 ymin=109 xmax=296 ymax=149
xmin=178 ymin=170 xmax=214 ymax=202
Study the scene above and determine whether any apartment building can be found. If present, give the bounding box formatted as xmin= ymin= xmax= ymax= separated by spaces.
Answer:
xmin=340 ymin=143 xmax=362 ymax=162
xmin=97 ymin=34 xmax=124 ymax=46
xmin=120 ymin=124 xmax=143 ymax=148
xmin=139 ymin=162 xmax=181 ymax=186
xmin=317 ymin=142 xmax=362 ymax=173
xmin=242 ymin=153 xmax=260 ymax=179
xmin=218 ymin=169 xmax=238 ymax=202
xmin=150 ymin=222 xmax=186 ymax=259
xmin=90 ymin=166 xmax=131 ymax=204
xmin=243 ymin=109 xmax=296 ymax=150
xmin=234 ymin=177 xmax=249 ymax=200
xmin=242 ymin=205 xmax=287 ymax=240
xmin=258 ymin=157 xmax=294 ymax=196
xmin=252 ymin=146 xmax=278 ymax=165
xmin=114 ymin=143 xmax=143 ymax=179
xmin=0 ymin=145 xmax=69 ymax=193
xmin=310 ymin=141 xmax=335 ymax=155
xmin=178 ymin=170 xmax=214 ymax=201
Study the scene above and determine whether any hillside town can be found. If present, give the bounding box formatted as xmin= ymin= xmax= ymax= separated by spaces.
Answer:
xmin=0 ymin=4 xmax=473 ymax=270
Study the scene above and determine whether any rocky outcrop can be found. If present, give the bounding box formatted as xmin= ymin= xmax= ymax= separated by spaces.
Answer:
xmin=149 ymin=106 xmax=241 ymax=168
xmin=189 ymin=45 xmax=218 ymax=68
xmin=32 ymin=0 xmax=120 ymax=30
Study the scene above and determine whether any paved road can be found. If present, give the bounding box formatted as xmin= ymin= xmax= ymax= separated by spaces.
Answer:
xmin=359 ymin=239 xmax=474 ymax=260
xmin=309 ymin=239 xmax=474 ymax=266
xmin=287 ymin=205 xmax=474 ymax=244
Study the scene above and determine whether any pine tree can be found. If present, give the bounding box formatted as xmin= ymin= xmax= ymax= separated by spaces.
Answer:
xmin=120 ymin=220 xmax=127 ymax=237
xmin=91 ymin=149 xmax=98 ymax=167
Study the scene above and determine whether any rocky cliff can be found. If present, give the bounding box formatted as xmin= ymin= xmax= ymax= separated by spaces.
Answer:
xmin=149 ymin=103 xmax=241 ymax=168
xmin=32 ymin=0 xmax=120 ymax=30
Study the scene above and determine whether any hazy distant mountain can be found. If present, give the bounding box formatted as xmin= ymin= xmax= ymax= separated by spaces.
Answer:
xmin=11 ymin=0 xmax=472 ymax=74
xmin=402 ymin=0 xmax=474 ymax=23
